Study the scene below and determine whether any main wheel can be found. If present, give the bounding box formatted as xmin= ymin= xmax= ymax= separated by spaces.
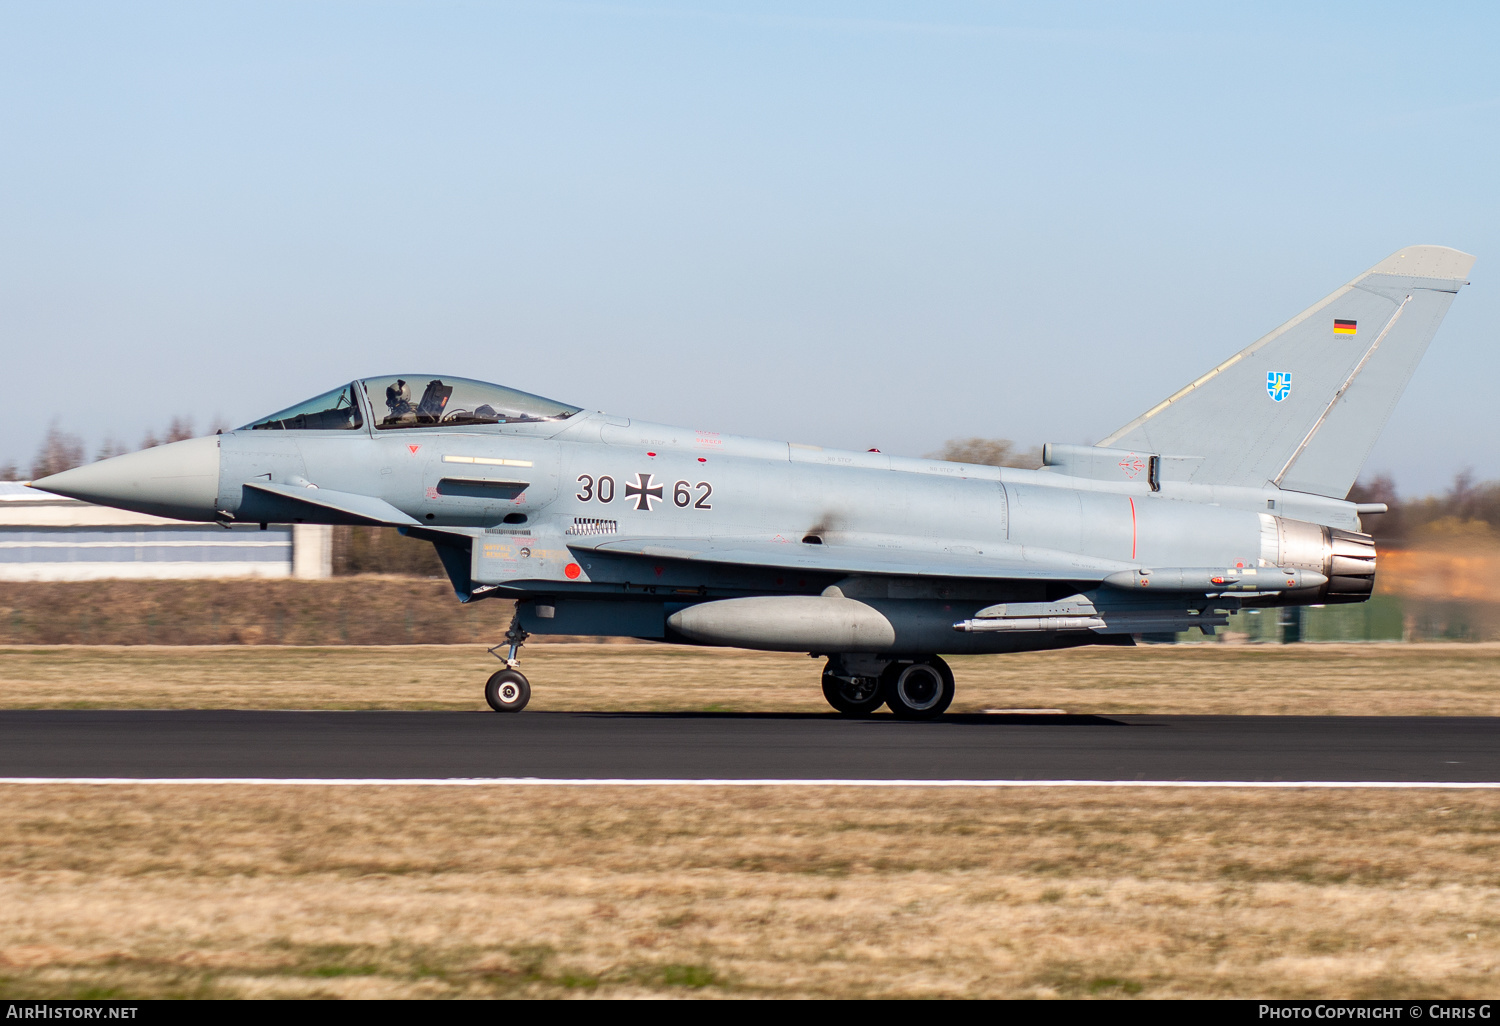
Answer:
xmin=485 ymin=669 xmax=531 ymax=713
xmin=881 ymin=657 xmax=954 ymax=720
xmin=821 ymin=662 xmax=885 ymax=715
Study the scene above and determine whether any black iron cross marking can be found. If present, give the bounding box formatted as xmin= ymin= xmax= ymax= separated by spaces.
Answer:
xmin=625 ymin=472 xmax=664 ymax=511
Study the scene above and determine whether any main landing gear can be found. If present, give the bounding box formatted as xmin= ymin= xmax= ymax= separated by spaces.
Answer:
xmin=821 ymin=655 xmax=955 ymax=720
xmin=485 ymin=609 xmax=531 ymax=713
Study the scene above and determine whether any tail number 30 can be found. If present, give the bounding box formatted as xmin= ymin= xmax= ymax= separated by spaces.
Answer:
xmin=575 ymin=475 xmax=615 ymax=502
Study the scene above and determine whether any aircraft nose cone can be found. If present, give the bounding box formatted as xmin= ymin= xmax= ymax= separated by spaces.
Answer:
xmin=32 ymin=436 xmax=221 ymax=520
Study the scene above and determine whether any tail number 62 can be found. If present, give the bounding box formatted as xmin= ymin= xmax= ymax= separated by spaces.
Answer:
xmin=674 ymin=481 xmax=712 ymax=509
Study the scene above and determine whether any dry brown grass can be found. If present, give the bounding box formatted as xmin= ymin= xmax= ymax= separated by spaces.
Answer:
xmin=1 ymin=642 xmax=1498 ymax=715
xmin=1 ymin=785 xmax=1498 ymax=999
xmin=0 ymin=579 xmax=490 ymax=646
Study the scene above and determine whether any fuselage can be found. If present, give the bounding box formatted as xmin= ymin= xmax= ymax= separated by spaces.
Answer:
xmin=33 ymin=390 xmax=1376 ymax=655
xmin=214 ymin=409 xmax=1365 ymax=569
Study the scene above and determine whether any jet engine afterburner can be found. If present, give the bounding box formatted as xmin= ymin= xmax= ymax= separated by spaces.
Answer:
xmin=1267 ymin=517 xmax=1377 ymax=604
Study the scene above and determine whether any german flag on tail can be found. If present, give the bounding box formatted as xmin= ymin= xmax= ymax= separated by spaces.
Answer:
xmin=1334 ymin=319 xmax=1357 ymax=335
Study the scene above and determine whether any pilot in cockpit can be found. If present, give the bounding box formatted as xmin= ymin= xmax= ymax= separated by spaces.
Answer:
xmin=384 ymin=379 xmax=416 ymax=425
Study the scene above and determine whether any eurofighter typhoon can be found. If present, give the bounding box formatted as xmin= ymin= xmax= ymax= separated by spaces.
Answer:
xmin=33 ymin=246 xmax=1475 ymax=717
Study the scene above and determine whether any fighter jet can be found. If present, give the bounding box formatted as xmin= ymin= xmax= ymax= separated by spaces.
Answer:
xmin=33 ymin=245 xmax=1475 ymax=717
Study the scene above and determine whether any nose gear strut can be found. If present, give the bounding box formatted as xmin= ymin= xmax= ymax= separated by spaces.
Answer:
xmin=484 ymin=606 xmax=532 ymax=712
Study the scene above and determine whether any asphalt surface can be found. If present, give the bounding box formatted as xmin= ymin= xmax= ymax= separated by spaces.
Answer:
xmin=0 ymin=711 xmax=1495 ymax=781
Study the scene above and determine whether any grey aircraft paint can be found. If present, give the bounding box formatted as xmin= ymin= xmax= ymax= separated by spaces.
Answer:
xmin=33 ymin=245 xmax=1475 ymax=717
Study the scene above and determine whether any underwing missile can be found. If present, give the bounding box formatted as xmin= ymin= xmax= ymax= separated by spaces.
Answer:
xmin=1102 ymin=567 xmax=1328 ymax=592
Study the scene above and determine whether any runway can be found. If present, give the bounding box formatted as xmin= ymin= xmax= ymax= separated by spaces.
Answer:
xmin=0 ymin=710 xmax=1496 ymax=783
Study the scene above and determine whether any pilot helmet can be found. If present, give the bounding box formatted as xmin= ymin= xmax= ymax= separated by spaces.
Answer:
xmin=385 ymin=379 xmax=410 ymax=409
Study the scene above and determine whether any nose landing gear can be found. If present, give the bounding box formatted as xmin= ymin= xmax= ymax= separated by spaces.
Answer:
xmin=485 ymin=608 xmax=532 ymax=713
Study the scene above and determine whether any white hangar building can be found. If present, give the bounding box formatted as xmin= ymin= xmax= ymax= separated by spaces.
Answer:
xmin=0 ymin=482 xmax=333 ymax=581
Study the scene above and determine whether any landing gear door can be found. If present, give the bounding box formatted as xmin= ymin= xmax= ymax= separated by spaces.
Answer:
xmin=471 ymin=529 xmax=587 ymax=586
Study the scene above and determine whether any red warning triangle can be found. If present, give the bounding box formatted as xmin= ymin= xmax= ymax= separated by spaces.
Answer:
xmin=407 ymin=444 xmax=420 ymax=455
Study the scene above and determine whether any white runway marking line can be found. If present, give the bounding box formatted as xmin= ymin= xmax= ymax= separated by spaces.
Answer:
xmin=1 ymin=778 xmax=1499 ymax=789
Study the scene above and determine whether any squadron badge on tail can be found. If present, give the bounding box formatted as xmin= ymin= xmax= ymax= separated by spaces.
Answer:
xmin=1267 ymin=371 xmax=1292 ymax=402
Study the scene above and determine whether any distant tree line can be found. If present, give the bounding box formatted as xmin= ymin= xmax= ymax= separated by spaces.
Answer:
xmin=332 ymin=525 xmax=447 ymax=577
xmin=0 ymin=417 xmax=226 ymax=482
xmin=1348 ymin=472 xmax=1500 ymax=546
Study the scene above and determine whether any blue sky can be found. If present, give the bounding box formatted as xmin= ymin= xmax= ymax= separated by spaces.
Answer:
xmin=1 ymin=1 xmax=1495 ymax=495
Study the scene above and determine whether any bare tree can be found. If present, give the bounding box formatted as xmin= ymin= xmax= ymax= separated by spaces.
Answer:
xmin=1446 ymin=469 xmax=1478 ymax=521
xmin=29 ymin=424 xmax=86 ymax=480
xmin=1348 ymin=473 xmax=1404 ymax=543
xmin=94 ymin=437 xmax=130 ymax=461
xmin=926 ymin=437 xmax=1044 ymax=469
xmin=164 ymin=416 xmax=195 ymax=443
xmin=0 ymin=462 xmax=18 ymax=482
xmin=137 ymin=416 xmax=199 ymax=449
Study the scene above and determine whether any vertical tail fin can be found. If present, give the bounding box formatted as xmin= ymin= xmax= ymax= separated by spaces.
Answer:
xmin=1100 ymin=245 xmax=1475 ymax=497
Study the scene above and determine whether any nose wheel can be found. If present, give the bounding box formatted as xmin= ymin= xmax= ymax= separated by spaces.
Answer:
xmin=485 ymin=669 xmax=531 ymax=713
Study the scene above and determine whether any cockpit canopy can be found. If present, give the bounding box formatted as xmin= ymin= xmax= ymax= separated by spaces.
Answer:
xmin=243 ymin=383 xmax=363 ymax=431
xmin=243 ymin=376 xmax=581 ymax=431
xmin=364 ymin=375 xmax=580 ymax=429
